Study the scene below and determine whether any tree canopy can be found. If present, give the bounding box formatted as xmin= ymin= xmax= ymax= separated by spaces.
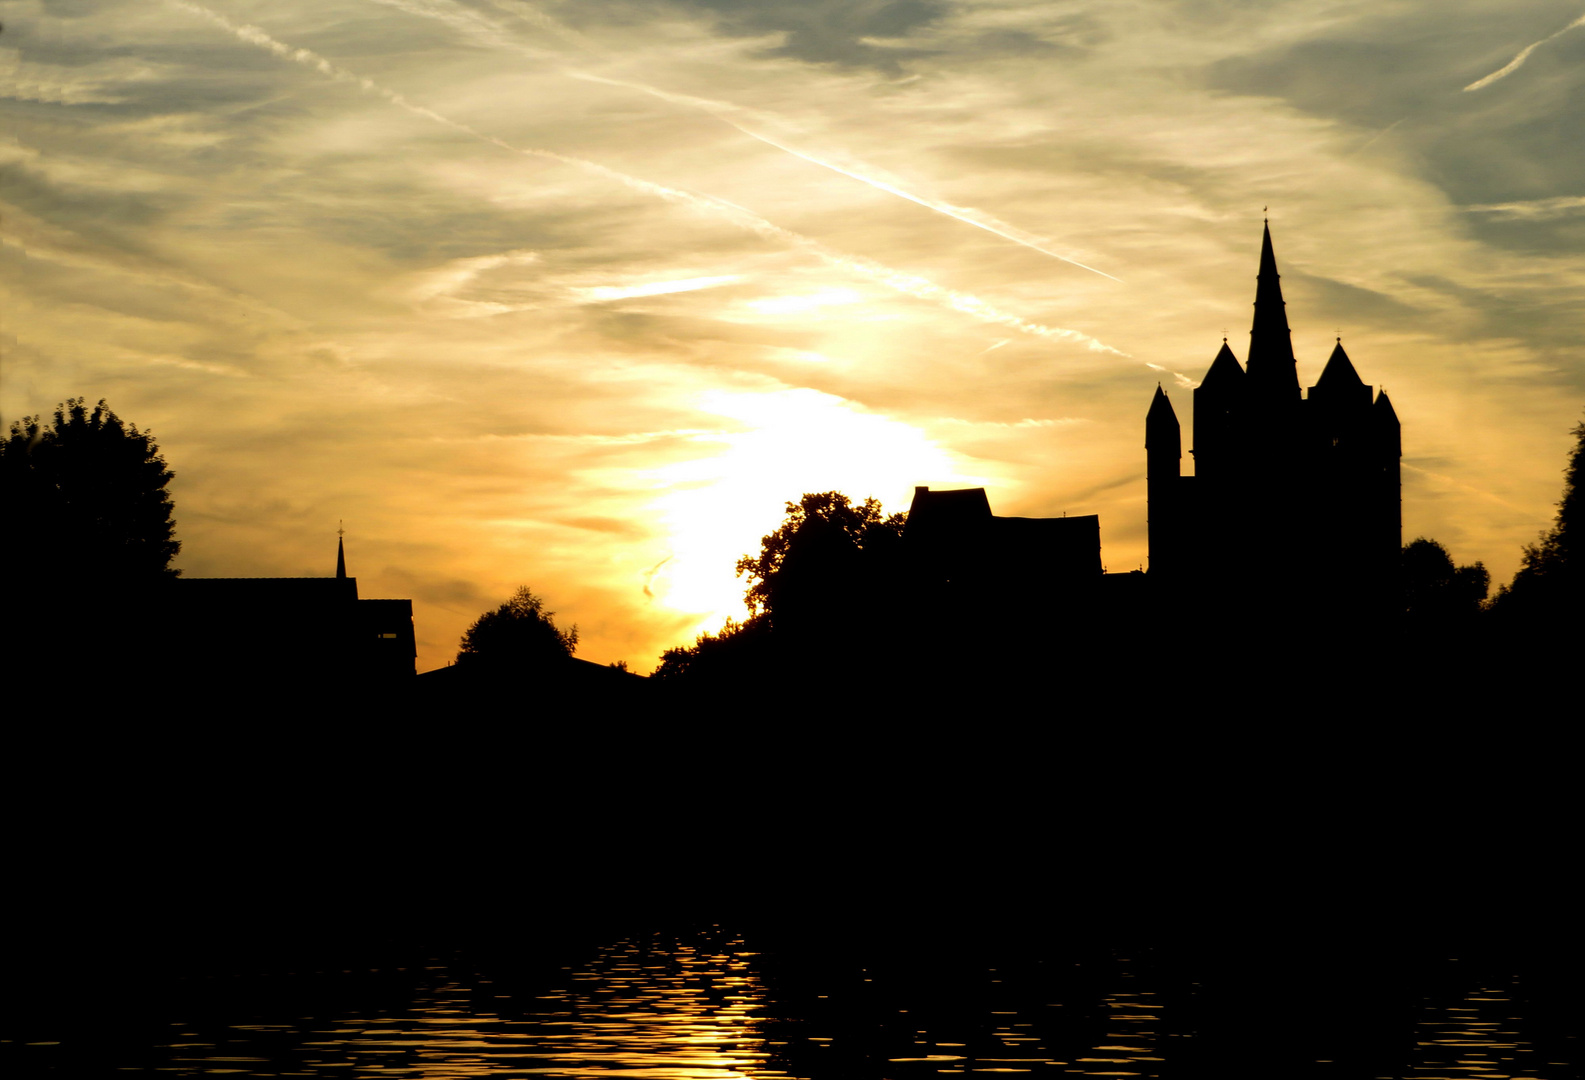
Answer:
xmin=456 ymin=586 xmax=578 ymax=669
xmin=1401 ymin=537 xmax=1488 ymax=626
xmin=734 ymin=491 xmax=906 ymax=636
xmin=655 ymin=492 xmax=906 ymax=685
xmin=2 ymin=398 xmax=180 ymax=592
xmin=1492 ymin=413 xmax=1583 ymax=625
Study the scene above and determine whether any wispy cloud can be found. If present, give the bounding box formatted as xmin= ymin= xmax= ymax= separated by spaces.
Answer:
xmin=172 ymin=0 xmax=1124 ymax=354
xmin=1464 ymin=10 xmax=1585 ymax=91
xmin=16 ymin=0 xmax=1582 ymax=674
xmin=373 ymin=0 xmax=1119 ymax=281
xmin=406 ymin=249 xmax=541 ymax=302
xmin=576 ymin=276 xmax=742 ymax=302
xmin=1462 ymin=195 xmax=1585 ymax=219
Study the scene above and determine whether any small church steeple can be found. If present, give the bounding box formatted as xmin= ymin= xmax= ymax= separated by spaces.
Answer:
xmin=336 ymin=522 xmax=347 ymax=581
xmin=1246 ymin=220 xmax=1300 ymax=402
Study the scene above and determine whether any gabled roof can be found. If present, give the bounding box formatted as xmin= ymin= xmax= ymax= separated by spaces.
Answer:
xmin=1198 ymin=340 xmax=1245 ymax=393
xmin=1315 ymin=340 xmax=1366 ymax=392
xmin=169 ymin=576 xmax=361 ymax=610
xmin=906 ymin=486 xmax=993 ymax=526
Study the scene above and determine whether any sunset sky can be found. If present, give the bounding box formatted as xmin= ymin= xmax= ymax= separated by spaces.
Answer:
xmin=6 ymin=0 xmax=1584 ymax=673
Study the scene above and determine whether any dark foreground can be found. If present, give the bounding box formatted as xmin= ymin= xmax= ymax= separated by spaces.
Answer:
xmin=6 ymin=709 xmax=1577 ymax=1079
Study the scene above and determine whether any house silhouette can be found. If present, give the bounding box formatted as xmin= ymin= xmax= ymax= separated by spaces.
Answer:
xmin=166 ymin=534 xmax=417 ymax=686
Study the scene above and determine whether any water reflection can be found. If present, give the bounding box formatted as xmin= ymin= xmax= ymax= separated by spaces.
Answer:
xmin=760 ymin=948 xmax=1186 ymax=1080
xmin=1408 ymin=972 xmax=1566 ymax=1080
xmin=135 ymin=934 xmax=787 ymax=1079
xmin=1070 ymin=957 xmax=1168 ymax=1078
xmin=84 ymin=938 xmax=1579 ymax=1080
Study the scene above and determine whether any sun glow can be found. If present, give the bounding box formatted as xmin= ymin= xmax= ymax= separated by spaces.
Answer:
xmin=645 ymin=388 xmax=981 ymax=628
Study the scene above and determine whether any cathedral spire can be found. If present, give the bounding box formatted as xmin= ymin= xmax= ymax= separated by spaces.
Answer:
xmin=1246 ymin=221 xmax=1300 ymax=401
xmin=336 ymin=522 xmax=347 ymax=580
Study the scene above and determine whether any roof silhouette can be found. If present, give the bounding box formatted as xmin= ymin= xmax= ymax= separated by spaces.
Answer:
xmin=1200 ymin=340 xmax=1245 ymax=392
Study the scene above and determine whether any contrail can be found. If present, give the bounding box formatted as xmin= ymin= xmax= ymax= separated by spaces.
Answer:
xmin=172 ymin=1 xmax=1126 ymax=355
xmin=569 ymin=71 xmax=1120 ymax=281
xmin=368 ymin=0 xmax=1119 ymax=281
xmin=1351 ymin=117 xmax=1405 ymax=155
xmin=1465 ymin=10 xmax=1585 ymax=90
xmin=1401 ymin=462 xmax=1526 ymax=514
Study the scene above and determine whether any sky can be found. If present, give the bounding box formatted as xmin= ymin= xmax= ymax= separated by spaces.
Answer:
xmin=5 ymin=0 xmax=1584 ymax=674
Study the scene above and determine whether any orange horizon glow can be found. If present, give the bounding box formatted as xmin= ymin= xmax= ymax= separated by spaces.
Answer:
xmin=6 ymin=1 xmax=1582 ymax=674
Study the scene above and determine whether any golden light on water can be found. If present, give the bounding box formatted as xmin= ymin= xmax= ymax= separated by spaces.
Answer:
xmin=89 ymin=935 xmax=1582 ymax=1079
xmin=151 ymin=936 xmax=791 ymax=1079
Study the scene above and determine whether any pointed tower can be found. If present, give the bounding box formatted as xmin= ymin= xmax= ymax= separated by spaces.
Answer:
xmin=1146 ymin=384 xmax=1183 ymax=577
xmin=1192 ymin=339 xmax=1247 ymax=484
xmin=1372 ymin=389 xmax=1402 ymax=549
xmin=1308 ymin=338 xmax=1374 ymax=455
xmin=1371 ymin=389 xmax=1401 ymax=460
xmin=1246 ymin=222 xmax=1301 ymax=405
xmin=1350 ymin=388 xmax=1404 ymax=617
xmin=1310 ymin=340 xmax=1371 ymax=410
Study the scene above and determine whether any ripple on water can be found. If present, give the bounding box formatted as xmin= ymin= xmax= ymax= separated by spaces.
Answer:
xmin=134 ymin=934 xmax=787 ymax=1079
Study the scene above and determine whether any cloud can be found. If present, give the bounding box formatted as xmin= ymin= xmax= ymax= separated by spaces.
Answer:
xmin=406 ymin=249 xmax=541 ymax=302
xmin=11 ymin=0 xmax=1584 ymax=673
xmin=1464 ymin=10 xmax=1585 ymax=91
xmin=171 ymin=1 xmax=1124 ymax=353
xmin=1462 ymin=195 xmax=1585 ymax=219
xmin=576 ymin=275 xmax=743 ymax=301
xmin=668 ymin=0 xmax=948 ymax=71
xmin=375 ymin=0 xmax=1120 ymax=279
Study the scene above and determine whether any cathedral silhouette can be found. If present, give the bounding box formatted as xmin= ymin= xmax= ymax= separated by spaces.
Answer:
xmin=1147 ymin=223 xmax=1401 ymax=617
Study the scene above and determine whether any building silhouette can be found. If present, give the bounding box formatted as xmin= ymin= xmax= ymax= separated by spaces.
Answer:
xmin=1147 ymin=223 xmax=1401 ymax=618
xmin=165 ymin=533 xmax=417 ymax=686
xmin=904 ymin=486 xmax=1101 ymax=602
xmin=895 ymin=487 xmax=1120 ymax=664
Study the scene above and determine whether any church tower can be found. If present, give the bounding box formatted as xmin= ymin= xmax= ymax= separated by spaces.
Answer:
xmin=1145 ymin=223 xmax=1402 ymax=620
xmin=1146 ymin=384 xmax=1183 ymax=578
xmin=1245 ymin=222 xmax=1302 ymax=406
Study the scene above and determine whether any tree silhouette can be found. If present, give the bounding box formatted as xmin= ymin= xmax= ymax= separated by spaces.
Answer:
xmin=456 ymin=586 xmax=577 ymax=670
xmin=1402 ymin=537 xmax=1488 ymax=627
xmin=734 ymin=492 xmax=906 ymax=638
xmin=652 ymin=493 xmax=906 ymax=685
xmin=1492 ymin=413 xmax=1583 ymax=628
xmin=651 ymin=615 xmax=771 ymax=683
xmin=1 ymin=398 xmax=180 ymax=596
